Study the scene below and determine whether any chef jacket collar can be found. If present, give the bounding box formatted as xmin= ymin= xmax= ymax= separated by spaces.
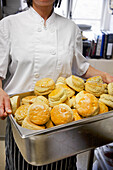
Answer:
xmin=29 ymin=7 xmax=56 ymax=26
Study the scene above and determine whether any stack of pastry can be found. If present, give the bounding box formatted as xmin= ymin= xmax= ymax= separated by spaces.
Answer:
xmin=10 ymin=75 xmax=113 ymax=131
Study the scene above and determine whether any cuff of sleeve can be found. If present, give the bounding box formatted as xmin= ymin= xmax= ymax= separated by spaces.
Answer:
xmin=76 ymin=62 xmax=90 ymax=76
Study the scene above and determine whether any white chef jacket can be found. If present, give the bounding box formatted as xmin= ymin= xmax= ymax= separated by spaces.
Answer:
xmin=0 ymin=7 xmax=89 ymax=95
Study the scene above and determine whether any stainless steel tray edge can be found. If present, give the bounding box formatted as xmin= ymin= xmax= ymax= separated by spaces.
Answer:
xmin=9 ymin=110 xmax=113 ymax=138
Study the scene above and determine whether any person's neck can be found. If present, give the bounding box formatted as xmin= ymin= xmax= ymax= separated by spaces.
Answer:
xmin=32 ymin=5 xmax=53 ymax=22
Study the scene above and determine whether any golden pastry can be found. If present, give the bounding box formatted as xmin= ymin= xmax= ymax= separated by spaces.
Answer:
xmin=75 ymin=91 xmax=99 ymax=117
xmin=98 ymin=101 xmax=109 ymax=114
xmin=72 ymin=109 xmax=82 ymax=121
xmin=56 ymin=83 xmax=75 ymax=98
xmin=48 ymin=88 xmax=68 ymax=107
xmin=34 ymin=77 xmax=55 ymax=95
xmin=71 ymin=95 xmax=76 ymax=109
xmin=86 ymin=76 xmax=103 ymax=83
xmin=108 ymin=82 xmax=113 ymax=95
xmin=99 ymin=94 xmax=113 ymax=108
xmin=10 ymin=95 xmax=20 ymax=115
xmin=51 ymin=103 xmax=73 ymax=125
xmin=35 ymin=96 xmax=49 ymax=106
xmin=22 ymin=116 xmax=45 ymax=130
xmin=56 ymin=76 xmax=66 ymax=84
xmin=66 ymin=75 xmax=84 ymax=92
xmin=15 ymin=104 xmax=30 ymax=125
xmin=85 ymin=81 xmax=106 ymax=97
xmin=21 ymin=96 xmax=37 ymax=105
xmin=45 ymin=119 xmax=54 ymax=128
xmin=103 ymin=83 xmax=108 ymax=94
xmin=65 ymin=97 xmax=73 ymax=108
xmin=28 ymin=101 xmax=50 ymax=125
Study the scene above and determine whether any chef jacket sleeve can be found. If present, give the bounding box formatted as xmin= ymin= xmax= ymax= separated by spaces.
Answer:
xmin=72 ymin=25 xmax=90 ymax=76
xmin=0 ymin=18 xmax=10 ymax=80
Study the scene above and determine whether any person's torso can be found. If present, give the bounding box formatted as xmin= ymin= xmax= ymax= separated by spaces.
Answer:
xmin=3 ymin=8 xmax=77 ymax=94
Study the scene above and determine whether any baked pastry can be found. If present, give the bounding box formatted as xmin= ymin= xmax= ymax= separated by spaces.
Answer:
xmin=10 ymin=95 xmax=20 ymax=115
xmin=75 ymin=91 xmax=99 ymax=117
xmin=65 ymin=97 xmax=73 ymax=108
xmin=45 ymin=119 xmax=54 ymax=128
xmin=72 ymin=109 xmax=82 ymax=121
xmin=15 ymin=104 xmax=30 ymax=125
xmin=51 ymin=103 xmax=73 ymax=125
xmin=98 ymin=101 xmax=108 ymax=114
xmin=85 ymin=81 xmax=106 ymax=97
xmin=108 ymin=82 xmax=113 ymax=95
xmin=21 ymin=96 xmax=37 ymax=105
xmin=48 ymin=88 xmax=68 ymax=107
xmin=66 ymin=75 xmax=84 ymax=92
xmin=103 ymin=83 xmax=108 ymax=94
xmin=56 ymin=77 xmax=66 ymax=84
xmin=35 ymin=96 xmax=49 ymax=106
xmin=71 ymin=95 xmax=76 ymax=109
xmin=22 ymin=116 xmax=45 ymax=130
xmin=28 ymin=101 xmax=50 ymax=125
xmin=86 ymin=76 xmax=103 ymax=83
xmin=56 ymin=83 xmax=75 ymax=98
xmin=34 ymin=78 xmax=55 ymax=96
xmin=99 ymin=94 xmax=113 ymax=108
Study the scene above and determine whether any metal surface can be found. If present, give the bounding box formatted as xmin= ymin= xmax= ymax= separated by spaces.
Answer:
xmin=9 ymin=91 xmax=113 ymax=166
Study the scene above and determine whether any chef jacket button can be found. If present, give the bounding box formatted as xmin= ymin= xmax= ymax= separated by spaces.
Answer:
xmin=50 ymin=49 xmax=56 ymax=55
xmin=35 ymin=73 xmax=39 ymax=78
xmin=37 ymin=27 xmax=42 ymax=32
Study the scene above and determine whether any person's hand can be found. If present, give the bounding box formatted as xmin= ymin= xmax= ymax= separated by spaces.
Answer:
xmin=103 ymin=72 xmax=113 ymax=84
xmin=0 ymin=88 xmax=12 ymax=120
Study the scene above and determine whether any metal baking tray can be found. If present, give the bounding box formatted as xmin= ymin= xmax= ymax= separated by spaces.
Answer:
xmin=9 ymin=91 xmax=113 ymax=166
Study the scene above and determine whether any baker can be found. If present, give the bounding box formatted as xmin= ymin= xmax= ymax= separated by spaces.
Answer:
xmin=0 ymin=0 xmax=113 ymax=169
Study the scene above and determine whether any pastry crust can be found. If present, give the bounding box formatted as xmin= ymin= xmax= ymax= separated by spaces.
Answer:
xmin=45 ymin=119 xmax=54 ymax=128
xmin=56 ymin=83 xmax=75 ymax=98
xmin=21 ymin=96 xmax=37 ymax=105
xmin=22 ymin=116 xmax=45 ymax=130
xmin=56 ymin=77 xmax=66 ymax=84
xmin=28 ymin=101 xmax=50 ymax=125
xmin=35 ymin=96 xmax=49 ymax=106
xmin=98 ymin=101 xmax=109 ymax=114
xmin=34 ymin=78 xmax=55 ymax=95
xmin=15 ymin=104 xmax=30 ymax=125
xmin=51 ymin=103 xmax=73 ymax=125
xmin=48 ymin=88 xmax=68 ymax=107
xmin=103 ymin=83 xmax=108 ymax=94
xmin=99 ymin=94 xmax=113 ymax=108
xmin=66 ymin=75 xmax=84 ymax=92
xmin=108 ymin=82 xmax=113 ymax=95
xmin=85 ymin=81 xmax=106 ymax=97
xmin=71 ymin=95 xmax=76 ymax=109
xmin=72 ymin=109 xmax=82 ymax=121
xmin=75 ymin=91 xmax=99 ymax=117
xmin=10 ymin=95 xmax=20 ymax=115
xmin=86 ymin=76 xmax=103 ymax=83
xmin=65 ymin=97 xmax=73 ymax=108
